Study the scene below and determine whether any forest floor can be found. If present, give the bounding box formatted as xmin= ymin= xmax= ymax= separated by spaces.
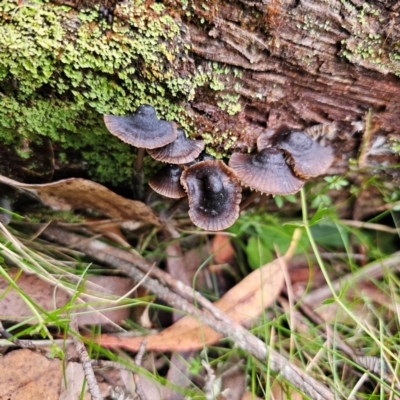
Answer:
xmin=0 ymin=166 xmax=399 ymax=400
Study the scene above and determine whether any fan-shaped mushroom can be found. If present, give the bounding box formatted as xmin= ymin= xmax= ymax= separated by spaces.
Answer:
xmin=181 ymin=160 xmax=242 ymax=231
xmin=149 ymin=164 xmax=186 ymax=199
xmin=104 ymin=104 xmax=178 ymax=200
xmin=274 ymin=130 xmax=334 ymax=178
xmin=103 ymin=104 xmax=177 ymax=149
xmin=229 ymin=148 xmax=305 ymax=195
xmin=257 ymin=126 xmax=290 ymax=151
xmin=147 ymin=129 xmax=204 ymax=164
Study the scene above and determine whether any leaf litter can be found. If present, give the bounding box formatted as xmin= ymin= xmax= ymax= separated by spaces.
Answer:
xmin=98 ymin=256 xmax=285 ymax=352
xmin=2 ymin=144 xmax=397 ymax=399
xmin=0 ymin=174 xmax=160 ymax=226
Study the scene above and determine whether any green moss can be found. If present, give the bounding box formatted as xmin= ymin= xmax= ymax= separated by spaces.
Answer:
xmin=338 ymin=1 xmax=400 ymax=74
xmin=0 ymin=0 xmax=206 ymax=184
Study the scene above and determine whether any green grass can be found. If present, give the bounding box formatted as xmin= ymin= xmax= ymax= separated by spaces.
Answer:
xmin=1 ymin=177 xmax=400 ymax=399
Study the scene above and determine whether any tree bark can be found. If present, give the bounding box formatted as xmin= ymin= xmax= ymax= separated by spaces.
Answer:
xmin=1 ymin=0 xmax=400 ymax=194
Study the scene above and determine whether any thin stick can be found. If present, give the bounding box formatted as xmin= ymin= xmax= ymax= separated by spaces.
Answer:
xmin=348 ymin=373 xmax=368 ymax=400
xmin=133 ymin=339 xmax=148 ymax=400
xmin=41 ymin=225 xmax=335 ymax=400
xmin=70 ymin=317 xmax=103 ymax=400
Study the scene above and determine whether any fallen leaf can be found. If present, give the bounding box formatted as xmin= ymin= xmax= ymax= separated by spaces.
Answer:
xmin=98 ymin=258 xmax=285 ymax=351
xmin=0 ymin=269 xmax=134 ymax=327
xmin=0 ymin=175 xmax=160 ymax=226
xmin=0 ymin=349 xmax=62 ymax=400
xmin=241 ymin=392 xmax=263 ymax=400
xmin=59 ymin=363 xmax=92 ymax=400
xmin=220 ymin=359 xmax=246 ymax=400
xmin=271 ymin=381 xmax=305 ymax=399
xmin=211 ymin=234 xmax=234 ymax=264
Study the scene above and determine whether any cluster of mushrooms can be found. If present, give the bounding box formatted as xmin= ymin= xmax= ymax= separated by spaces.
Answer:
xmin=104 ymin=105 xmax=334 ymax=231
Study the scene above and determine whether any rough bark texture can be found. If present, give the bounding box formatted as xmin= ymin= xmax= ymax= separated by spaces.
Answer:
xmin=1 ymin=0 xmax=400 ymax=197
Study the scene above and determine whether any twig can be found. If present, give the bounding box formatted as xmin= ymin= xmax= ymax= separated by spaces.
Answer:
xmin=41 ymin=225 xmax=336 ymax=400
xmin=70 ymin=316 xmax=103 ymax=400
xmin=133 ymin=339 xmax=148 ymax=400
xmin=0 ymin=320 xmax=41 ymax=352
xmin=202 ymin=360 xmax=217 ymax=400
xmin=303 ymin=251 xmax=400 ymax=305
xmin=347 ymin=372 xmax=368 ymax=400
xmin=340 ymin=219 xmax=400 ymax=235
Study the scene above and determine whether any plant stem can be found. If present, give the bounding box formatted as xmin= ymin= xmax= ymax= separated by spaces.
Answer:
xmin=300 ymin=188 xmax=398 ymax=362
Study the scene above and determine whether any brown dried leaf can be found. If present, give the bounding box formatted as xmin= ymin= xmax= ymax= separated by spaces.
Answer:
xmin=0 ymin=269 xmax=133 ymax=327
xmin=99 ymin=258 xmax=285 ymax=351
xmin=271 ymin=381 xmax=305 ymax=399
xmin=0 ymin=349 xmax=62 ymax=400
xmin=220 ymin=360 xmax=246 ymax=400
xmin=241 ymin=393 xmax=263 ymax=400
xmin=0 ymin=175 xmax=160 ymax=226
xmin=211 ymin=233 xmax=234 ymax=264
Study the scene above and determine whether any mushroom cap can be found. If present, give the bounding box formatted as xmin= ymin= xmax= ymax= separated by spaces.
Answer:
xmin=149 ymin=164 xmax=186 ymax=198
xmin=104 ymin=104 xmax=178 ymax=149
xmin=274 ymin=130 xmax=334 ymax=178
xmin=147 ymin=129 xmax=205 ymax=164
xmin=184 ymin=152 xmax=216 ymax=168
xmin=257 ymin=125 xmax=290 ymax=151
xmin=229 ymin=148 xmax=305 ymax=195
xmin=181 ymin=160 xmax=242 ymax=231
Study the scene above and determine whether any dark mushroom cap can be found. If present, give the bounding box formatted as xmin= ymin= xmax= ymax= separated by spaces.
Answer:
xmin=104 ymin=104 xmax=177 ymax=149
xmin=180 ymin=160 xmax=242 ymax=231
xmin=149 ymin=164 xmax=186 ymax=198
xmin=257 ymin=125 xmax=290 ymax=151
xmin=229 ymin=148 xmax=305 ymax=195
xmin=147 ymin=129 xmax=205 ymax=164
xmin=274 ymin=130 xmax=334 ymax=178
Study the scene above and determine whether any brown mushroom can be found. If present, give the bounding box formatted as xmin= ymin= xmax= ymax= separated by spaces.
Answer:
xmin=104 ymin=104 xmax=178 ymax=200
xmin=147 ymin=129 xmax=205 ymax=164
xmin=257 ymin=126 xmax=290 ymax=151
xmin=103 ymin=104 xmax=177 ymax=149
xmin=149 ymin=164 xmax=186 ymax=199
xmin=229 ymin=148 xmax=305 ymax=195
xmin=273 ymin=130 xmax=334 ymax=178
xmin=180 ymin=160 xmax=242 ymax=231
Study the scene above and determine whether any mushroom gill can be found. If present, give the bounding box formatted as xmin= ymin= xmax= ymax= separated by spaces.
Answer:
xmin=149 ymin=164 xmax=186 ymax=199
xmin=147 ymin=129 xmax=205 ymax=164
xmin=229 ymin=148 xmax=305 ymax=195
xmin=273 ymin=130 xmax=334 ymax=179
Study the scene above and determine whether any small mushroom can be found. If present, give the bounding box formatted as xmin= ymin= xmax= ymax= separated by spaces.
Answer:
xmin=104 ymin=104 xmax=177 ymax=149
xmin=147 ymin=129 xmax=204 ymax=164
xmin=149 ymin=164 xmax=186 ymax=199
xmin=273 ymin=130 xmax=334 ymax=178
xmin=229 ymin=148 xmax=305 ymax=195
xmin=104 ymin=104 xmax=178 ymax=200
xmin=257 ymin=125 xmax=290 ymax=151
xmin=181 ymin=160 xmax=242 ymax=231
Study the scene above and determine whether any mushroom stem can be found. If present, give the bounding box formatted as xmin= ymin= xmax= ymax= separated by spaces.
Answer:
xmin=161 ymin=197 xmax=187 ymax=220
xmin=132 ymin=148 xmax=145 ymax=200
xmin=258 ymin=194 xmax=269 ymax=208
xmin=134 ymin=148 xmax=145 ymax=173
xmin=240 ymin=190 xmax=260 ymax=211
